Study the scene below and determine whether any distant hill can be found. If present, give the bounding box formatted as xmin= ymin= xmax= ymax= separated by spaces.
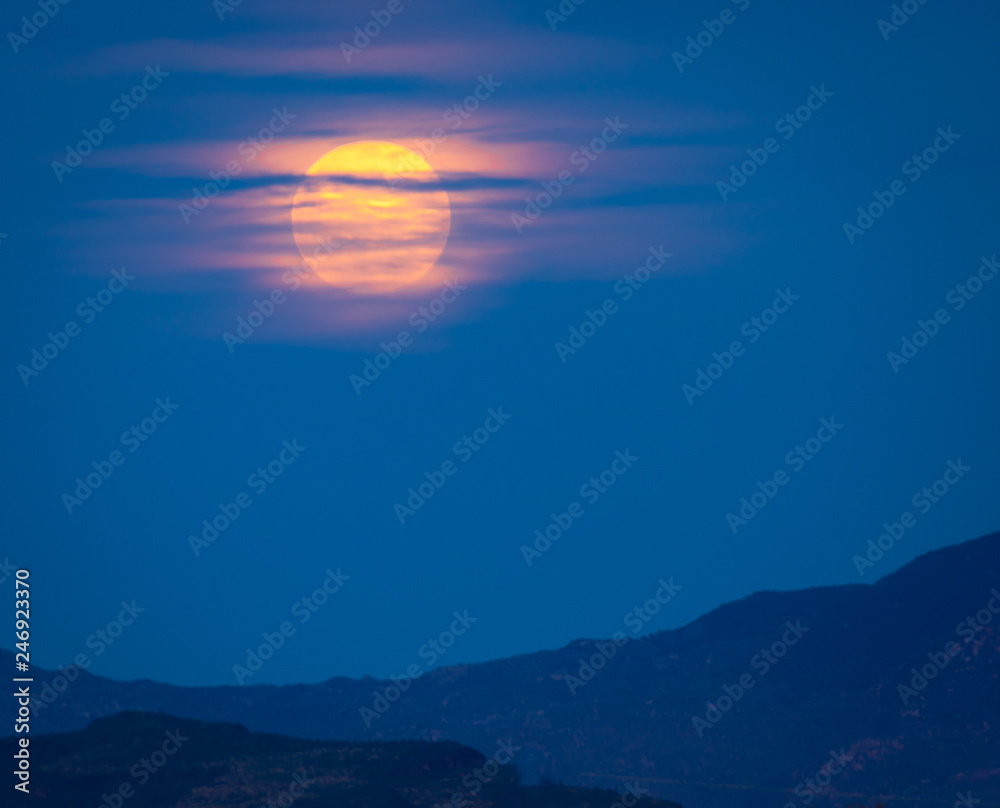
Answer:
xmin=6 ymin=531 xmax=999 ymax=808
xmin=25 ymin=711 xmax=683 ymax=808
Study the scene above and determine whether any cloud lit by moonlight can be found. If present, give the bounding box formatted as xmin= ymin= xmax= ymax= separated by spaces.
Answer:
xmin=291 ymin=141 xmax=451 ymax=294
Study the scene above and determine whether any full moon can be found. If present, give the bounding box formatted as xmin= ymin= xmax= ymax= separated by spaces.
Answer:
xmin=291 ymin=141 xmax=451 ymax=293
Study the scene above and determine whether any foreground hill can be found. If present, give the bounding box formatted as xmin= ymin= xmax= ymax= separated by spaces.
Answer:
xmin=24 ymin=711 xmax=681 ymax=808
xmin=6 ymin=531 xmax=999 ymax=808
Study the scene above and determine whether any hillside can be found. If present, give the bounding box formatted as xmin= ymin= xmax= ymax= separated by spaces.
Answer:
xmin=7 ymin=531 xmax=999 ymax=808
xmin=25 ymin=711 xmax=682 ymax=808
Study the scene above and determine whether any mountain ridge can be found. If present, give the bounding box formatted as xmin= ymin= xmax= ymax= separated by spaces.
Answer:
xmin=7 ymin=530 xmax=999 ymax=808
xmin=9 ymin=532 xmax=990 ymax=690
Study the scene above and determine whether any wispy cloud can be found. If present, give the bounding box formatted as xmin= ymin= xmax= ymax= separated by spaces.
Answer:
xmin=51 ymin=11 xmax=750 ymax=337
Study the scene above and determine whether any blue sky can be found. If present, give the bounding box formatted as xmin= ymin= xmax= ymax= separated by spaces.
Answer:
xmin=2 ymin=0 xmax=998 ymax=686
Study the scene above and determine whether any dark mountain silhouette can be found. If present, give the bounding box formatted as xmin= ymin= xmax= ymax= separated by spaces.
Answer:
xmin=25 ymin=711 xmax=682 ymax=808
xmin=6 ymin=531 xmax=998 ymax=808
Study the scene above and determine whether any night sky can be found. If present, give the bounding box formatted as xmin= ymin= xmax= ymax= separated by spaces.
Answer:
xmin=3 ymin=0 xmax=998 ymax=686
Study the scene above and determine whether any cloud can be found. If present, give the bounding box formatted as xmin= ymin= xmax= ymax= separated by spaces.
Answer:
xmin=50 ymin=3 xmax=752 ymax=338
xmin=77 ymin=29 xmax=656 ymax=84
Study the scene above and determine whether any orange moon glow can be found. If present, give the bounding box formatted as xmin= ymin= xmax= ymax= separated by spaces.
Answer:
xmin=291 ymin=141 xmax=451 ymax=293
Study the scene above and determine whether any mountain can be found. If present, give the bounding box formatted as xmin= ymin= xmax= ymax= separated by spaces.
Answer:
xmin=7 ymin=532 xmax=999 ymax=808
xmin=23 ymin=711 xmax=683 ymax=808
